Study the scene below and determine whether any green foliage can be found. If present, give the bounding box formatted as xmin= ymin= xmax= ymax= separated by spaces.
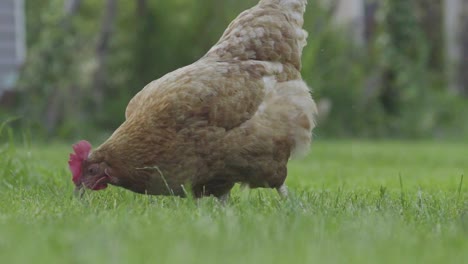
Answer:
xmin=375 ymin=0 xmax=430 ymax=136
xmin=305 ymin=0 xmax=468 ymax=138
xmin=15 ymin=0 xmax=96 ymax=139
xmin=301 ymin=5 xmax=369 ymax=137
xmin=372 ymin=0 xmax=468 ymax=138
xmin=0 ymin=141 xmax=467 ymax=263
xmin=9 ymin=0 xmax=468 ymax=140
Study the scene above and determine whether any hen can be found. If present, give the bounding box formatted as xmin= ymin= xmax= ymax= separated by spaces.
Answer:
xmin=69 ymin=0 xmax=317 ymax=199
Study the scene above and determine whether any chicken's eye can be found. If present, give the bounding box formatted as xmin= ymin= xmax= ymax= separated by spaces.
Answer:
xmin=88 ymin=165 xmax=99 ymax=175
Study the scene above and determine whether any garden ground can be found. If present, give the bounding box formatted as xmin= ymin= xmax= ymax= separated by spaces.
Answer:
xmin=0 ymin=140 xmax=466 ymax=263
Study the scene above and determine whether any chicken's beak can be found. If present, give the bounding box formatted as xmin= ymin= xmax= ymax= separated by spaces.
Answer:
xmin=74 ymin=185 xmax=85 ymax=198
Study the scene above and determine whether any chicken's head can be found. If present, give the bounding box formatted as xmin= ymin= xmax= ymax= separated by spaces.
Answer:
xmin=68 ymin=140 xmax=110 ymax=191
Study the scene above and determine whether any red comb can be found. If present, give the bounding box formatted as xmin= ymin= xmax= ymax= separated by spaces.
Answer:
xmin=68 ymin=140 xmax=92 ymax=185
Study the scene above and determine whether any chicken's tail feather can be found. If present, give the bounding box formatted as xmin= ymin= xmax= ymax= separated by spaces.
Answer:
xmin=239 ymin=79 xmax=317 ymax=159
xmin=262 ymin=79 xmax=317 ymax=158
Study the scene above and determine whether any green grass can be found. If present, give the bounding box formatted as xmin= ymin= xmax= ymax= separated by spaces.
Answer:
xmin=0 ymin=140 xmax=467 ymax=264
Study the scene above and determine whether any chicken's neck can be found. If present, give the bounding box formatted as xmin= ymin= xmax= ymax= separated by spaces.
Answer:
xmin=93 ymin=121 xmax=171 ymax=178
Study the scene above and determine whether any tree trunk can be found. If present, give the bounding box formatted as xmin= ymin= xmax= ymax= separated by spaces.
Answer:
xmin=92 ymin=0 xmax=117 ymax=109
xmin=445 ymin=0 xmax=468 ymax=95
xmin=136 ymin=0 xmax=147 ymax=16
xmin=64 ymin=0 xmax=81 ymax=15
xmin=416 ymin=0 xmax=444 ymax=72
xmin=460 ymin=10 xmax=468 ymax=96
xmin=364 ymin=1 xmax=379 ymax=45
xmin=44 ymin=0 xmax=82 ymax=135
xmin=45 ymin=89 xmax=62 ymax=135
xmin=332 ymin=0 xmax=365 ymax=46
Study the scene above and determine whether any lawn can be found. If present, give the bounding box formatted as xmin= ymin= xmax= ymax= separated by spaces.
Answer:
xmin=0 ymin=140 xmax=466 ymax=264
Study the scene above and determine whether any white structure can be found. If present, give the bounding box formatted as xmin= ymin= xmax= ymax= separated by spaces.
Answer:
xmin=0 ymin=0 xmax=26 ymax=96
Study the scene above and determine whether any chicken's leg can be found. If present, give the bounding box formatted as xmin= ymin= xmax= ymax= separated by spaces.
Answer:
xmin=218 ymin=192 xmax=231 ymax=205
xmin=193 ymin=180 xmax=234 ymax=200
xmin=276 ymin=184 xmax=289 ymax=199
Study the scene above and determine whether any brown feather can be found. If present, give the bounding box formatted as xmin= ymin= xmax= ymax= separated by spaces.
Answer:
xmin=85 ymin=0 xmax=317 ymax=198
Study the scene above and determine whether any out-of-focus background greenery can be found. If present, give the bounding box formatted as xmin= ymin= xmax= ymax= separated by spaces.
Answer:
xmin=1 ymin=2 xmax=467 ymax=263
xmin=0 ymin=0 xmax=467 ymax=141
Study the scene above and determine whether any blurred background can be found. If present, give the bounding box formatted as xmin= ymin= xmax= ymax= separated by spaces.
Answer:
xmin=0 ymin=0 xmax=467 ymax=141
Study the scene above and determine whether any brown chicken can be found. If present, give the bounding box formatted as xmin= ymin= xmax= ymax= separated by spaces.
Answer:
xmin=69 ymin=0 xmax=317 ymax=200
